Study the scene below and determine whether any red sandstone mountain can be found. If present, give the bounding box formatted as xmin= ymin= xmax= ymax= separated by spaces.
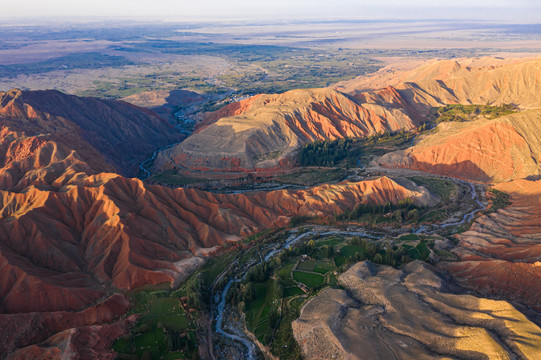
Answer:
xmin=365 ymin=59 xmax=541 ymax=316
xmin=375 ymin=110 xmax=541 ymax=183
xmin=372 ymin=109 xmax=541 ymax=309
xmin=0 ymin=172 xmax=433 ymax=358
xmin=443 ymin=178 xmax=541 ymax=311
xmin=153 ymin=58 xmax=541 ymax=174
xmin=0 ymin=89 xmax=181 ymax=177
xmin=290 ymin=57 xmax=541 ymax=360
xmin=153 ymin=87 xmax=422 ymax=172
xmin=0 ymin=90 xmax=435 ymax=358
xmin=4 ymin=57 xmax=541 ymax=358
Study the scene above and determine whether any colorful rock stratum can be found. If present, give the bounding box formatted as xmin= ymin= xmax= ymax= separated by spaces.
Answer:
xmin=1 ymin=57 xmax=541 ymax=359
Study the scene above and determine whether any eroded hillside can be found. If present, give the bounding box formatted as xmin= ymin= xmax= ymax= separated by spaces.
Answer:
xmin=3 ymin=56 xmax=541 ymax=360
xmin=0 ymin=89 xmax=181 ymax=176
xmin=153 ymin=57 xmax=541 ymax=179
xmin=153 ymin=87 xmax=421 ymax=172
xmin=375 ymin=110 xmax=541 ymax=183
xmin=293 ymin=261 xmax=541 ymax=360
xmin=0 ymin=88 xmax=435 ymax=360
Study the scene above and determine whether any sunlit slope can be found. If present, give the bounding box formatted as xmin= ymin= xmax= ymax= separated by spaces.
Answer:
xmin=375 ymin=110 xmax=541 ymax=183
xmin=293 ymin=261 xmax=541 ymax=360
xmin=154 ymin=87 xmax=419 ymax=172
xmin=337 ymin=57 xmax=541 ymax=109
xmin=156 ymin=58 xmax=541 ymax=173
xmin=0 ymin=172 xmax=433 ymax=357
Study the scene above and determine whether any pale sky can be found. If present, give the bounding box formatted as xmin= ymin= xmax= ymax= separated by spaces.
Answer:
xmin=2 ymin=0 xmax=540 ymax=22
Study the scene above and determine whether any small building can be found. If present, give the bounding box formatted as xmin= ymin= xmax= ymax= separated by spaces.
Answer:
xmin=300 ymin=254 xmax=311 ymax=261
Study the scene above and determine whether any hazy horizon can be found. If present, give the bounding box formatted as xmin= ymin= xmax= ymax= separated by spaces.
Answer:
xmin=2 ymin=0 xmax=541 ymax=23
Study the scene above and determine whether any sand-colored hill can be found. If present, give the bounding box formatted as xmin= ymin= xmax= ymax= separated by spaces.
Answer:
xmin=291 ymin=58 xmax=541 ymax=360
xmin=361 ymin=59 xmax=541 ymax=347
xmin=153 ymin=87 xmax=420 ymax=172
xmin=375 ymin=110 xmax=541 ymax=183
xmin=336 ymin=57 xmax=541 ymax=109
xmin=154 ymin=57 xmax=541 ymax=174
xmin=366 ymin=63 xmax=541 ymax=309
xmin=293 ymin=261 xmax=541 ymax=360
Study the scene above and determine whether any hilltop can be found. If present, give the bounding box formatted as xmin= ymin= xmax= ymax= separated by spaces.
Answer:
xmin=153 ymin=57 xmax=541 ymax=177
xmin=153 ymin=87 xmax=421 ymax=173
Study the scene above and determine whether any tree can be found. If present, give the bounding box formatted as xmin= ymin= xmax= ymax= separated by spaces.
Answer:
xmin=401 ymin=254 xmax=410 ymax=265
xmin=268 ymin=307 xmax=280 ymax=329
xmin=407 ymin=209 xmax=419 ymax=222
xmin=373 ymin=253 xmax=383 ymax=264
xmin=366 ymin=242 xmax=376 ymax=258
xmin=188 ymin=292 xmax=201 ymax=309
xmin=326 ymin=245 xmax=334 ymax=258
xmin=384 ymin=250 xmax=395 ymax=266
xmin=242 ymin=282 xmax=256 ymax=302
xmin=273 ymin=280 xmax=284 ymax=299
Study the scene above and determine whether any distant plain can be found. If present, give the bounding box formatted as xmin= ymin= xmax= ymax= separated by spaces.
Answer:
xmin=1 ymin=19 xmax=540 ymax=99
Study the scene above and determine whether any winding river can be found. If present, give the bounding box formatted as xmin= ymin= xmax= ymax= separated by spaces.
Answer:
xmin=138 ymin=143 xmax=176 ymax=180
xmin=212 ymin=178 xmax=486 ymax=357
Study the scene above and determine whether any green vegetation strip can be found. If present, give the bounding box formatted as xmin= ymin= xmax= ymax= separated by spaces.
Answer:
xmin=486 ymin=189 xmax=511 ymax=212
xmin=430 ymin=104 xmax=517 ymax=124
xmin=408 ymin=176 xmax=457 ymax=201
xmin=114 ymin=249 xmax=239 ymax=359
